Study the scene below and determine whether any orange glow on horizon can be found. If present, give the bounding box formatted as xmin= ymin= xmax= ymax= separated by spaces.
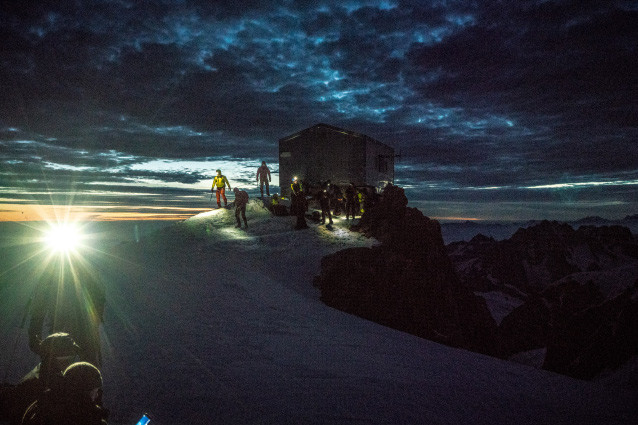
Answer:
xmin=0 ymin=204 xmax=210 ymax=222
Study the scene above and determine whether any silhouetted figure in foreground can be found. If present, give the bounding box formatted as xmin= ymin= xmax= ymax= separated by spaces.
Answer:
xmin=21 ymin=361 xmax=108 ymax=425
xmin=1 ymin=333 xmax=81 ymax=425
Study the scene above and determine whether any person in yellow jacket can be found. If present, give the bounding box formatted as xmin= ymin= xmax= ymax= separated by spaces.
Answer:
xmin=357 ymin=189 xmax=365 ymax=215
xmin=212 ymin=169 xmax=231 ymax=208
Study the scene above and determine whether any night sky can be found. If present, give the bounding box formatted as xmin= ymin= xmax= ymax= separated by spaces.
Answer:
xmin=1 ymin=0 xmax=636 ymax=221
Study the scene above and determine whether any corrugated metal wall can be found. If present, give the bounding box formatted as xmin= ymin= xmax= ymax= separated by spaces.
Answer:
xmin=279 ymin=124 xmax=393 ymax=196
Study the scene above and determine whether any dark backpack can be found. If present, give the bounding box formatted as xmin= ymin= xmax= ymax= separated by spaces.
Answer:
xmin=237 ymin=191 xmax=249 ymax=204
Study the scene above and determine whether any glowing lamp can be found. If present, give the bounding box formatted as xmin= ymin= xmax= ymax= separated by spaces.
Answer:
xmin=43 ymin=223 xmax=83 ymax=253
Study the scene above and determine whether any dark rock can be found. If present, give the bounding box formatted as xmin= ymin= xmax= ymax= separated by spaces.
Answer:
xmin=543 ymin=284 xmax=638 ymax=380
xmin=448 ymin=218 xmax=638 ymax=379
xmin=317 ymin=184 xmax=498 ymax=356
xmin=499 ymin=295 xmax=551 ymax=358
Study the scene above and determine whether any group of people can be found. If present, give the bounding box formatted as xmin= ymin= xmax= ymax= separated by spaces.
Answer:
xmin=210 ymin=161 xmax=273 ymax=229
xmin=314 ymin=180 xmax=370 ymax=225
xmin=1 ymin=262 xmax=108 ymax=424
xmin=210 ymin=161 xmax=375 ymax=231
xmin=290 ymin=178 xmax=372 ymax=230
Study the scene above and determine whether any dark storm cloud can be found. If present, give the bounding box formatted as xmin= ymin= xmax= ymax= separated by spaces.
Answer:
xmin=1 ymin=0 xmax=636 ymax=218
xmin=405 ymin=0 xmax=638 ymax=174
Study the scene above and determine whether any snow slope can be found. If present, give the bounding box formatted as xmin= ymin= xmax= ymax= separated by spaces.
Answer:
xmin=1 ymin=201 xmax=636 ymax=424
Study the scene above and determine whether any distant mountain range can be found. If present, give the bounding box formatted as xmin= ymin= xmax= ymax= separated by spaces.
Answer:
xmin=315 ymin=183 xmax=638 ymax=381
xmin=447 ymin=220 xmax=638 ymax=380
xmin=439 ymin=214 xmax=638 ymax=244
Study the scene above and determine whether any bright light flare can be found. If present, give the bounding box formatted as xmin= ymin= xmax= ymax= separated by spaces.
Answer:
xmin=42 ymin=223 xmax=84 ymax=253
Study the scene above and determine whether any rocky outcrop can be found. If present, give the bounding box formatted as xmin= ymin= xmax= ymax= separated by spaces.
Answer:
xmin=449 ymin=220 xmax=638 ymax=379
xmin=316 ymin=189 xmax=638 ymax=379
xmin=498 ymin=295 xmax=551 ymax=357
xmin=543 ymin=281 xmax=638 ymax=380
xmin=315 ymin=184 xmax=498 ymax=356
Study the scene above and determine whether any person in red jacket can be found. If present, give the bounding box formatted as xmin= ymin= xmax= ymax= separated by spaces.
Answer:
xmin=256 ymin=161 xmax=271 ymax=198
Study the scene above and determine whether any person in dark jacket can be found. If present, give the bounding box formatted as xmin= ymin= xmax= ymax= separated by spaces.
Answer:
xmin=316 ymin=185 xmax=333 ymax=225
xmin=2 ymin=333 xmax=81 ymax=425
xmin=290 ymin=177 xmax=308 ymax=230
xmin=344 ymin=183 xmax=357 ymax=220
xmin=289 ymin=177 xmax=301 ymax=216
xmin=21 ymin=362 xmax=108 ymax=425
xmin=328 ymin=183 xmax=343 ymax=216
xmin=233 ymin=187 xmax=249 ymax=228
xmin=256 ymin=161 xmax=271 ymax=198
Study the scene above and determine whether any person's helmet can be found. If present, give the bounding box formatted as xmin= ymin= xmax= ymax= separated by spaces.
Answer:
xmin=39 ymin=332 xmax=81 ymax=360
xmin=292 ymin=176 xmax=298 ymax=182
xmin=63 ymin=362 xmax=103 ymax=393
xmin=262 ymin=161 xmax=266 ymax=166
xmin=216 ymin=169 xmax=221 ymax=173
xmin=233 ymin=187 xmax=239 ymax=192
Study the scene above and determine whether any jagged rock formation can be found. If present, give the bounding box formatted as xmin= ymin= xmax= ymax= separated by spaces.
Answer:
xmin=315 ymin=184 xmax=498 ymax=356
xmin=449 ymin=220 xmax=638 ymax=379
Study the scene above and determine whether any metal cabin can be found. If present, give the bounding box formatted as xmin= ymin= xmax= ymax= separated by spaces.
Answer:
xmin=278 ymin=123 xmax=394 ymax=196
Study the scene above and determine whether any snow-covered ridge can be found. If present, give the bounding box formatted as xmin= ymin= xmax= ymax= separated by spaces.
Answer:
xmin=1 ymin=209 xmax=636 ymax=424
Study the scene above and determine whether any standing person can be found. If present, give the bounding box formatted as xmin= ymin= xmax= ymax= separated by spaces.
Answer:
xmin=345 ymin=183 xmax=357 ymax=220
xmin=28 ymin=261 xmax=105 ymax=368
xmin=317 ymin=184 xmax=333 ymax=225
xmin=289 ymin=176 xmax=302 ymax=216
xmin=233 ymin=188 xmax=249 ymax=228
xmin=211 ymin=169 xmax=231 ymax=208
xmin=357 ymin=188 xmax=366 ymax=216
xmin=290 ymin=177 xmax=308 ymax=230
xmin=327 ymin=182 xmax=343 ymax=216
xmin=256 ymin=161 xmax=271 ymax=198
xmin=290 ymin=176 xmax=303 ymax=198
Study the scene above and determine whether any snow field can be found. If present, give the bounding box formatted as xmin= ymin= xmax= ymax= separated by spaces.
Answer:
xmin=1 ymin=206 xmax=636 ymax=424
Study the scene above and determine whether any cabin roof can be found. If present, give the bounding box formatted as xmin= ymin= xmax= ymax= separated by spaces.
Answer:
xmin=279 ymin=123 xmax=388 ymax=148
